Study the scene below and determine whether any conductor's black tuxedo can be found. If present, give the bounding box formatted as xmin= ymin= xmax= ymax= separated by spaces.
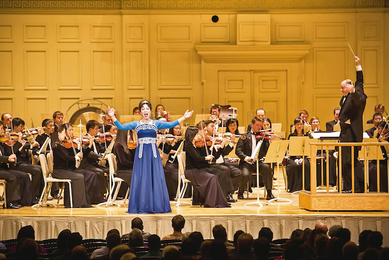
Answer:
xmin=338 ymin=69 xmax=367 ymax=191
xmin=235 ymin=132 xmax=272 ymax=196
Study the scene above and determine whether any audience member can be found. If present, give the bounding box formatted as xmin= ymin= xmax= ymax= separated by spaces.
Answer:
xmin=328 ymin=225 xmax=342 ymax=238
xmin=162 ymin=215 xmax=185 ymax=240
xmin=258 ymin=227 xmax=283 ymax=259
xmin=69 ymin=245 xmax=89 ymax=260
xmin=368 ymin=231 xmax=383 ymax=252
xmin=229 ymin=233 xmax=256 ymax=260
xmin=91 ymin=229 xmax=121 ymax=259
xmin=181 ymin=237 xmax=198 ymax=258
xmin=336 ymin=228 xmax=351 ymax=242
xmin=188 ymin=231 xmax=204 ymax=254
xmin=283 ymin=242 xmax=304 ymax=260
xmin=162 ymin=245 xmax=181 ymax=260
xmin=254 ymin=237 xmax=270 ymax=260
xmin=140 ymin=234 xmax=162 ymax=258
xmin=361 ymin=247 xmax=379 ymax=260
xmin=208 ymin=240 xmax=229 ymax=260
xmin=212 ymin=224 xmax=234 ymax=253
xmin=119 ymin=252 xmax=137 ymax=260
xmin=17 ymin=238 xmax=39 ymax=260
xmin=123 ymin=217 xmax=150 ymax=241
xmin=232 ymin=230 xmax=245 ymax=252
xmin=314 ymin=233 xmax=328 ymax=260
xmin=52 ymin=229 xmax=71 ymax=255
xmin=110 ymin=245 xmax=133 ymax=260
xmin=128 ymin=228 xmax=144 ymax=248
xmin=290 ymin=229 xmax=303 ymax=240
xmin=315 ymin=221 xmax=328 ymax=234
xmin=200 ymin=240 xmax=212 ymax=258
xmin=343 ymin=241 xmax=359 ymax=260
xmin=379 ymin=247 xmax=389 ymax=260
xmin=10 ymin=225 xmax=47 ymax=254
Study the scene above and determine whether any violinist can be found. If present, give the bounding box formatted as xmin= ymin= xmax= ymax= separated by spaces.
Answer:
xmin=247 ymin=108 xmax=266 ymax=133
xmin=162 ymin=125 xmax=185 ymax=200
xmin=223 ymin=118 xmax=243 ymax=194
xmin=51 ymin=124 xmax=92 ymax=208
xmin=184 ymin=126 xmax=230 ymax=208
xmin=369 ymin=121 xmax=389 ymax=192
xmin=79 ymin=120 xmax=108 ymax=200
xmin=202 ymin=120 xmax=236 ymax=202
xmin=113 ymin=129 xmax=135 ymax=199
xmin=65 ymin=123 xmax=103 ymax=204
xmin=99 ymin=109 xmax=116 ymax=133
xmin=235 ymin=116 xmax=274 ymax=200
xmin=286 ymin=117 xmax=310 ymax=192
xmin=1 ymin=113 xmax=12 ymax=130
xmin=33 ymin=119 xmax=55 ymax=159
xmin=103 ymin=123 xmax=117 ymax=147
xmin=365 ymin=113 xmax=383 ymax=138
xmin=7 ymin=117 xmax=43 ymax=199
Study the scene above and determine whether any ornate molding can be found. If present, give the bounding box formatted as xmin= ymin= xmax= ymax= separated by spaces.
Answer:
xmin=0 ymin=0 xmax=386 ymax=10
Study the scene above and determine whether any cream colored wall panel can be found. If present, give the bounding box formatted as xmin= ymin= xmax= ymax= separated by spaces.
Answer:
xmin=237 ymin=14 xmax=270 ymax=45
xmin=313 ymin=95 xmax=342 ymax=129
xmin=59 ymin=97 xmax=81 ymax=115
xmin=58 ymin=50 xmax=81 ymax=90
xmin=0 ymin=98 xmax=13 ymax=115
xmin=25 ymin=97 xmax=48 ymax=128
xmin=259 ymin=76 xmax=281 ymax=92
xmin=0 ymin=25 xmax=13 ymax=42
xmin=361 ymin=22 xmax=380 ymax=41
xmin=224 ymin=77 xmax=246 ymax=93
xmin=91 ymin=50 xmax=114 ymax=89
xmin=225 ymin=99 xmax=245 ymax=123
xmin=200 ymin=24 xmax=229 ymax=43
xmin=24 ymin=24 xmax=47 ymax=43
xmin=314 ymin=48 xmax=348 ymax=87
xmin=93 ymin=97 xmax=114 ymax=108
xmin=57 ymin=24 xmax=81 ymax=43
xmin=157 ymin=24 xmax=192 ymax=43
xmin=157 ymin=96 xmax=192 ymax=115
xmin=126 ymin=24 xmax=145 ymax=43
xmin=314 ymin=23 xmax=348 ymax=41
xmin=362 ymin=47 xmax=379 ymax=87
xmin=261 ymin=100 xmax=279 ymax=123
xmin=0 ymin=50 xmax=13 ymax=89
xmin=91 ymin=24 xmax=114 ymax=43
xmin=275 ymin=23 xmax=304 ymax=42
xmin=158 ymin=49 xmax=192 ymax=89
xmin=127 ymin=50 xmax=144 ymax=89
xmin=127 ymin=96 xmax=145 ymax=114
xmin=24 ymin=50 xmax=48 ymax=90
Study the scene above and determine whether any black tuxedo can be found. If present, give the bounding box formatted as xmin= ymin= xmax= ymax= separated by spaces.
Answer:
xmin=326 ymin=120 xmax=338 ymax=132
xmin=235 ymin=132 xmax=272 ymax=195
xmin=338 ymin=70 xmax=367 ymax=191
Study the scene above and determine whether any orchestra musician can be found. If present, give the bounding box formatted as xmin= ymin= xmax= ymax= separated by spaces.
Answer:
xmin=78 ymin=120 xmax=108 ymax=200
xmin=155 ymin=104 xmax=170 ymax=121
xmin=289 ymin=110 xmax=310 ymax=135
xmin=286 ymin=117 xmax=310 ymax=192
xmin=247 ymin=108 xmax=266 ymax=133
xmin=365 ymin=113 xmax=383 ymax=138
xmin=52 ymin=111 xmax=64 ymax=126
xmin=51 ymin=124 xmax=93 ymax=208
xmin=367 ymin=104 xmax=386 ymax=124
xmin=325 ymin=108 xmax=340 ymax=132
xmin=161 ymin=124 xmax=185 ymax=201
xmin=184 ymin=126 xmax=230 ymax=208
xmin=99 ymin=109 xmax=116 ymax=133
xmin=1 ymin=113 xmax=12 ymax=130
xmin=338 ymin=56 xmax=366 ymax=193
xmin=235 ymin=116 xmax=274 ymax=200
xmin=369 ymin=121 xmax=389 ymax=192
xmin=65 ymin=123 xmax=103 ymax=204
xmin=7 ymin=118 xmax=44 ymax=199
xmin=133 ymin=107 xmax=140 ymax=115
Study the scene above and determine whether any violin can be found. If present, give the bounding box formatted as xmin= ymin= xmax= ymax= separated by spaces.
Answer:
xmin=194 ymin=137 xmax=212 ymax=147
xmin=60 ymin=138 xmax=79 ymax=149
xmin=127 ymin=140 xmax=138 ymax=149
xmin=0 ymin=134 xmax=19 ymax=146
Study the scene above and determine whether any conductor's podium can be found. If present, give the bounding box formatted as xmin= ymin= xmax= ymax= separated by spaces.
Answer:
xmin=299 ymin=140 xmax=389 ymax=211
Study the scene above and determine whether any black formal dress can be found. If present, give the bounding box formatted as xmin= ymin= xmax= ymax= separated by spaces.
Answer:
xmin=7 ymin=140 xmax=44 ymax=197
xmin=368 ymin=134 xmax=388 ymax=192
xmin=184 ymin=142 xmax=230 ymax=208
xmin=235 ymin=132 xmax=273 ymax=196
xmin=52 ymin=144 xmax=90 ymax=208
xmin=338 ymin=69 xmax=366 ymax=191
xmin=113 ymin=144 xmax=134 ymax=198
xmin=221 ymin=143 xmax=242 ymax=192
xmin=286 ymin=133 xmax=311 ymax=192
xmin=0 ymin=144 xmax=21 ymax=204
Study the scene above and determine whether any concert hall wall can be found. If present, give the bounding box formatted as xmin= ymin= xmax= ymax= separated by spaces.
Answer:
xmin=0 ymin=0 xmax=388 ymax=130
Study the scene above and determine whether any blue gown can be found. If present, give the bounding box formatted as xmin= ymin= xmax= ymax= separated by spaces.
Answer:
xmin=114 ymin=119 xmax=179 ymax=213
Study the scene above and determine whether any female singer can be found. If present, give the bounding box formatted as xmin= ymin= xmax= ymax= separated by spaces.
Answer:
xmin=113 ymin=129 xmax=135 ymax=198
xmin=184 ymin=126 xmax=230 ymax=208
xmin=286 ymin=117 xmax=310 ymax=192
xmin=107 ymin=100 xmax=193 ymax=214
xmin=51 ymin=124 xmax=91 ymax=208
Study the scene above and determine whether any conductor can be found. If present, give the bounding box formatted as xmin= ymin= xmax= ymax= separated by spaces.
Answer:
xmin=338 ymin=56 xmax=367 ymax=192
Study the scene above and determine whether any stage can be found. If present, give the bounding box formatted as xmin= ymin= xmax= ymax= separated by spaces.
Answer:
xmin=1 ymin=172 xmax=389 ymax=247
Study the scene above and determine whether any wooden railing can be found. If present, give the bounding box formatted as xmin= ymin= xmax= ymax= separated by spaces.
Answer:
xmin=299 ymin=141 xmax=389 ymax=211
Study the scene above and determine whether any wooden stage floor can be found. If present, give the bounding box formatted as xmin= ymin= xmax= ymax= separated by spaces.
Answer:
xmin=1 ymin=171 xmax=389 ymax=246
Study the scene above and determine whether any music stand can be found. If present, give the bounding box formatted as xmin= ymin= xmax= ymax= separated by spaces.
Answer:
xmin=245 ymin=140 xmax=269 ymax=208
xmin=288 ymin=137 xmax=310 ymax=195
xmin=264 ymin=140 xmax=291 ymax=204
